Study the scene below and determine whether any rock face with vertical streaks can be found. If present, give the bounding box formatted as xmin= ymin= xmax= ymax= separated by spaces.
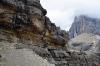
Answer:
xmin=0 ymin=0 xmax=100 ymax=66
xmin=69 ymin=15 xmax=100 ymax=38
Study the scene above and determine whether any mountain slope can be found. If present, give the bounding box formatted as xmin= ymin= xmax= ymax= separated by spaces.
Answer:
xmin=0 ymin=0 xmax=100 ymax=66
xmin=68 ymin=33 xmax=100 ymax=51
xmin=69 ymin=15 xmax=100 ymax=38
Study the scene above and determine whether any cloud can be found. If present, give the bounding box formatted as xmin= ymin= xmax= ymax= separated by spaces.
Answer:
xmin=41 ymin=0 xmax=100 ymax=31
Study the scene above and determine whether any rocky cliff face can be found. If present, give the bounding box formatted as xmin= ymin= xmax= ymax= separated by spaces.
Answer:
xmin=69 ymin=15 xmax=100 ymax=38
xmin=68 ymin=15 xmax=100 ymax=66
xmin=0 ymin=0 xmax=68 ymax=46
xmin=0 ymin=0 xmax=100 ymax=66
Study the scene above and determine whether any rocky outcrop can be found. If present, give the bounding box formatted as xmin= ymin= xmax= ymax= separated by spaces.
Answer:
xmin=0 ymin=0 xmax=69 ymax=66
xmin=68 ymin=33 xmax=100 ymax=51
xmin=0 ymin=0 xmax=100 ymax=66
xmin=69 ymin=15 xmax=100 ymax=38
xmin=68 ymin=15 xmax=100 ymax=66
xmin=0 ymin=31 xmax=98 ymax=66
xmin=0 ymin=0 xmax=68 ymax=46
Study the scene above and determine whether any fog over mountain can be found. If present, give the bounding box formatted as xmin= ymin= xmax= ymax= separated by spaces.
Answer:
xmin=41 ymin=0 xmax=100 ymax=31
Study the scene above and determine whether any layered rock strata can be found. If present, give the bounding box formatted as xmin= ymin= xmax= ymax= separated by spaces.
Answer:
xmin=0 ymin=0 xmax=100 ymax=66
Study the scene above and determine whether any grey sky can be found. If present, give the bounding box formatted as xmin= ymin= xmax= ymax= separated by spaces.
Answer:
xmin=41 ymin=0 xmax=100 ymax=31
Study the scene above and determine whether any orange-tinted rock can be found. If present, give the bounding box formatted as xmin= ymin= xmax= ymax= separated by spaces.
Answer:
xmin=0 ymin=0 xmax=69 ymax=47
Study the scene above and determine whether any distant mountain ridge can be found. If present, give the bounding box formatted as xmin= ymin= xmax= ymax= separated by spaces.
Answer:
xmin=69 ymin=15 xmax=100 ymax=38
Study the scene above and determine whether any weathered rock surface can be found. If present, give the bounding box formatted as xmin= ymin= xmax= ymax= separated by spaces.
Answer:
xmin=68 ymin=15 xmax=100 ymax=66
xmin=68 ymin=33 xmax=100 ymax=51
xmin=69 ymin=15 xmax=100 ymax=38
xmin=0 ymin=32 xmax=98 ymax=66
xmin=0 ymin=0 xmax=100 ymax=66
xmin=0 ymin=0 xmax=68 ymax=66
xmin=0 ymin=0 xmax=68 ymax=46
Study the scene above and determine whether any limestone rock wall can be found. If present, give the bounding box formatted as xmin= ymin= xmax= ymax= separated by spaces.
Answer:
xmin=0 ymin=31 xmax=99 ymax=66
xmin=69 ymin=15 xmax=100 ymax=38
xmin=0 ymin=0 xmax=100 ymax=66
xmin=0 ymin=0 xmax=68 ymax=46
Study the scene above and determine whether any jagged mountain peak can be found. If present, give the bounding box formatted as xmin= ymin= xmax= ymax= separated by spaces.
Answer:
xmin=74 ymin=15 xmax=100 ymax=22
xmin=69 ymin=15 xmax=100 ymax=38
xmin=0 ymin=0 xmax=100 ymax=66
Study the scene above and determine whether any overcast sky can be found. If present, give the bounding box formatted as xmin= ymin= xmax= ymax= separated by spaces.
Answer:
xmin=41 ymin=0 xmax=100 ymax=31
